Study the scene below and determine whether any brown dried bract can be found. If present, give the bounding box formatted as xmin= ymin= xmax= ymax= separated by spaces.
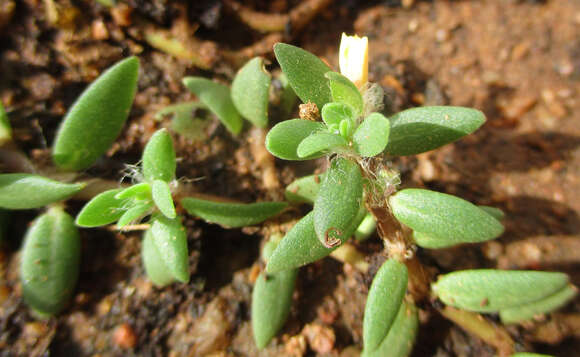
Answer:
xmin=299 ymin=101 xmax=320 ymax=121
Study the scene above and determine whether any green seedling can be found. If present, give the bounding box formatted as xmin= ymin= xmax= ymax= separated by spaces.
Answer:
xmin=258 ymin=35 xmax=576 ymax=355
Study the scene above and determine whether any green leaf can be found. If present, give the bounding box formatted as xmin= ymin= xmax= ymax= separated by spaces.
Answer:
xmin=232 ymin=57 xmax=271 ymax=128
xmin=142 ymin=226 xmax=177 ymax=286
xmin=363 ymin=259 xmax=408 ymax=352
xmin=355 ymin=213 xmax=376 ymax=241
xmin=321 ymin=102 xmax=356 ymax=127
xmin=353 ymin=113 xmax=390 ymax=157
xmin=149 ymin=215 xmax=189 ymax=284
xmin=142 ymin=128 xmax=176 ymax=183
xmin=266 ymin=209 xmax=363 ymax=274
xmin=117 ymin=202 xmax=153 ymax=228
xmin=155 ymin=101 xmax=209 ymax=142
xmin=325 ymin=72 xmax=364 ymax=115
xmin=499 ymin=284 xmax=578 ymax=324
xmin=181 ymin=197 xmax=287 ymax=228
xmin=76 ymin=188 xmax=126 ymax=227
xmin=478 ymin=205 xmax=505 ymax=221
xmin=182 ymin=77 xmax=243 ymax=135
xmin=314 ymin=158 xmax=363 ymax=247
xmin=0 ymin=173 xmax=84 ymax=210
xmin=20 ymin=207 xmax=80 ymax=316
xmin=265 ymin=119 xmax=325 ymax=160
xmin=385 ymin=106 xmax=486 ymax=156
xmin=363 ymin=301 xmax=419 ymax=357
xmin=273 ymin=43 xmax=332 ymax=109
xmin=432 ymin=269 xmax=570 ymax=313
xmin=285 ymin=172 xmax=326 ymax=204
xmin=0 ymin=101 xmax=12 ymax=143
xmin=297 ymin=132 xmax=348 ymax=158
xmin=151 ymin=179 xmax=176 ymax=219
xmin=52 ymin=57 xmax=139 ymax=171
xmin=115 ymin=183 xmax=152 ymax=201
xmin=390 ymin=189 xmax=504 ymax=249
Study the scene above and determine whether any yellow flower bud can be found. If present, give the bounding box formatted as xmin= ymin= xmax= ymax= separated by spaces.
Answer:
xmin=339 ymin=33 xmax=368 ymax=88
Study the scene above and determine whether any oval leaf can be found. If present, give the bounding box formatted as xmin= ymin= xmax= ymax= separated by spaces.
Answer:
xmin=353 ymin=113 xmax=390 ymax=157
xmin=266 ymin=119 xmax=325 ymax=160
xmin=252 ymin=269 xmax=297 ymax=349
xmin=432 ymin=269 xmax=570 ymax=312
xmin=142 ymin=128 xmax=176 ymax=182
xmin=314 ymin=158 xmax=363 ymax=247
xmin=385 ymin=106 xmax=486 ymax=156
xmin=363 ymin=301 xmax=419 ymax=357
xmin=151 ymin=180 xmax=176 ymax=219
xmin=232 ymin=57 xmax=271 ymax=128
xmin=390 ymin=189 xmax=504 ymax=249
xmin=274 ymin=43 xmax=332 ymax=109
xmin=499 ymin=284 xmax=578 ymax=324
xmin=150 ymin=215 xmax=189 ymax=284
xmin=478 ymin=205 xmax=505 ymax=221
xmin=181 ymin=198 xmax=287 ymax=228
xmin=182 ymin=77 xmax=242 ymax=135
xmin=297 ymin=132 xmax=348 ymax=158
xmin=117 ymin=202 xmax=153 ymax=228
xmin=52 ymin=57 xmax=139 ymax=170
xmin=21 ymin=207 xmax=80 ymax=316
xmin=325 ymin=72 xmax=364 ymax=115
xmin=363 ymin=259 xmax=408 ymax=352
xmin=0 ymin=173 xmax=84 ymax=210
xmin=321 ymin=102 xmax=356 ymax=127
xmin=142 ymin=227 xmax=177 ymax=287
xmin=285 ymin=172 xmax=326 ymax=204
xmin=115 ymin=182 xmax=152 ymax=201
xmin=76 ymin=188 xmax=126 ymax=227
xmin=266 ymin=208 xmax=365 ymax=274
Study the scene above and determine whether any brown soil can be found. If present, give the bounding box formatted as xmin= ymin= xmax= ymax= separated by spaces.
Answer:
xmin=1 ymin=0 xmax=579 ymax=356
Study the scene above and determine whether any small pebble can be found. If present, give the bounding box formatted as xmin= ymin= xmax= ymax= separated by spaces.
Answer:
xmin=285 ymin=334 xmax=307 ymax=357
xmin=113 ymin=323 xmax=137 ymax=349
xmin=302 ymin=323 xmax=335 ymax=354
xmin=92 ymin=20 xmax=109 ymax=40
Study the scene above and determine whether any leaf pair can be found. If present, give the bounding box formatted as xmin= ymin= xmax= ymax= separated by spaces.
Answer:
xmin=432 ymin=269 xmax=577 ymax=323
xmin=20 ymin=207 xmax=80 ymax=317
xmin=183 ymin=57 xmax=274 ymax=135
xmin=389 ymin=189 xmax=504 ymax=249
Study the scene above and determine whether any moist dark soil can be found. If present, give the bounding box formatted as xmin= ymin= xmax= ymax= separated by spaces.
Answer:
xmin=1 ymin=0 xmax=579 ymax=356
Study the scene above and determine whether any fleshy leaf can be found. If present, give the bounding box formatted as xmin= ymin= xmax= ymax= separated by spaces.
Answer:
xmin=52 ymin=57 xmax=139 ymax=170
xmin=273 ymin=43 xmax=332 ymax=109
xmin=142 ymin=128 xmax=176 ymax=183
xmin=355 ymin=213 xmax=376 ymax=241
xmin=265 ymin=119 xmax=325 ymax=160
xmin=432 ymin=269 xmax=570 ymax=313
xmin=232 ymin=57 xmax=271 ymax=128
xmin=252 ymin=236 xmax=297 ymax=349
xmin=385 ymin=106 xmax=486 ymax=156
xmin=353 ymin=113 xmax=390 ymax=157
xmin=362 ymin=301 xmax=419 ymax=357
xmin=149 ymin=215 xmax=189 ymax=284
xmin=0 ymin=174 xmax=84 ymax=210
xmin=266 ymin=208 xmax=364 ymax=274
xmin=181 ymin=197 xmax=287 ymax=228
xmin=117 ymin=202 xmax=153 ymax=228
xmin=478 ymin=205 xmax=505 ymax=221
xmin=182 ymin=77 xmax=243 ymax=135
xmin=321 ymin=102 xmax=356 ymax=127
xmin=314 ymin=158 xmax=363 ymax=247
xmin=499 ymin=284 xmax=577 ymax=324
xmin=142 ymin=226 xmax=177 ymax=286
xmin=20 ymin=207 xmax=80 ymax=316
xmin=0 ymin=101 xmax=11 ymax=143
xmin=363 ymin=259 xmax=408 ymax=352
xmin=325 ymin=72 xmax=364 ymax=115
xmin=115 ymin=183 xmax=152 ymax=201
xmin=285 ymin=172 xmax=326 ymax=204
xmin=151 ymin=180 xmax=176 ymax=219
xmin=390 ymin=189 xmax=504 ymax=249
xmin=75 ymin=188 xmax=126 ymax=227
xmin=296 ymin=132 xmax=348 ymax=158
